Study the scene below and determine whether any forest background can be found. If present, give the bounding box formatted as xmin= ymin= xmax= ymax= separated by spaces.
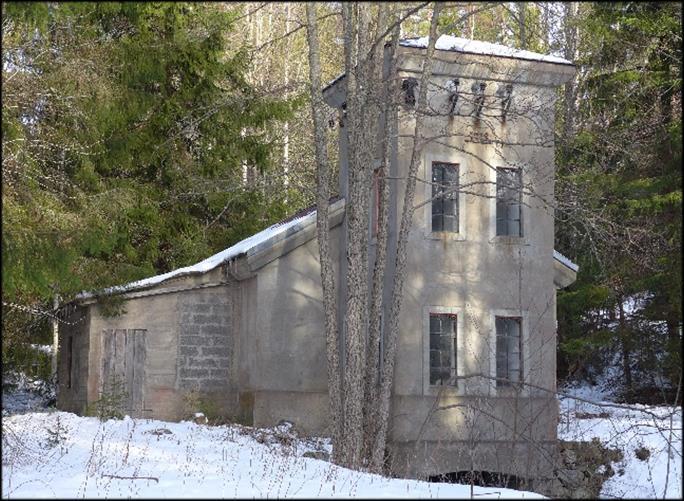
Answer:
xmin=2 ymin=1 xmax=681 ymax=404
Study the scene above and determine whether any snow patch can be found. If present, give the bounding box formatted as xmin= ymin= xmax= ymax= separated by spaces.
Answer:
xmin=400 ymin=35 xmax=573 ymax=65
xmin=554 ymin=250 xmax=579 ymax=272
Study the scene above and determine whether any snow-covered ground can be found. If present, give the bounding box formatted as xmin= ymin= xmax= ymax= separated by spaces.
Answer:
xmin=559 ymin=380 xmax=682 ymax=499
xmin=2 ymin=378 xmax=681 ymax=499
xmin=2 ymin=410 xmax=543 ymax=499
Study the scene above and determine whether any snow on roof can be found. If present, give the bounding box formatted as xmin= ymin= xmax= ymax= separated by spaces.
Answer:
xmin=554 ymin=250 xmax=579 ymax=272
xmin=399 ymin=35 xmax=573 ymax=65
xmin=76 ymin=209 xmax=318 ymax=300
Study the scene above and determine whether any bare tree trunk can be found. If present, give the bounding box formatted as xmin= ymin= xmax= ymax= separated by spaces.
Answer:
xmin=618 ymin=299 xmax=633 ymax=396
xmin=540 ymin=1 xmax=550 ymax=52
xmin=370 ymin=2 xmax=443 ymax=472
xmin=341 ymin=1 xmax=380 ymax=469
xmin=362 ymin=3 xmax=395 ymax=464
xmin=518 ymin=2 xmax=526 ymax=50
xmin=305 ymin=2 xmax=343 ymax=465
xmin=562 ymin=2 xmax=579 ymax=140
xmin=283 ymin=3 xmax=291 ymax=193
xmin=51 ymin=293 xmax=59 ymax=378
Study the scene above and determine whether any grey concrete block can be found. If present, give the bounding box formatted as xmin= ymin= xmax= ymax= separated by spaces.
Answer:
xmin=211 ymin=336 xmax=229 ymax=347
xmin=202 ymin=346 xmax=229 ymax=356
xmin=180 ymin=325 xmax=201 ymax=336
xmin=201 ymin=325 xmax=225 ymax=336
xmin=192 ymin=314 xmax=216 ymax=324
xmin=180 ymin=346 xmax=198 ymax=356
xmin=180 ymin=368 xmax=209 ymax=378
xmin=179 ymin=335 xmax=198 ymax=346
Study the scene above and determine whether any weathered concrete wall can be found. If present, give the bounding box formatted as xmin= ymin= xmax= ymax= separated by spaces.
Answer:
xmin=240 ymin=224 xmax=344 ymax=434
xmin=64 ymin=267 xmax=238 ymax=421
xmin=57 ymin=304 xmax=90 ymax=414
xmin=375 ymin=47 xmax=570 ymax=476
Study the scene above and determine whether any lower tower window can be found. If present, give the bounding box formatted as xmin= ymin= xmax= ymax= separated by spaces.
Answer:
xmin=496 ymin=317 xmax=522 ymax=386
xmin=429 ymin=313 xmax=457 ymax=386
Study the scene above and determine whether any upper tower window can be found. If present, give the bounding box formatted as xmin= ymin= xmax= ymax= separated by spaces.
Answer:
xmin=496 ymin=167 xmax=522 ymax=236
xmin=432 ymin=162 xmax=459 ymax=233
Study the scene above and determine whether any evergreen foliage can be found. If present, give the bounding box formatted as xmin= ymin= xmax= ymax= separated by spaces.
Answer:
xmin=555 ymin=2 xmax=682 ymax=400
xmin=2 ymin=2 xmax=300 ymax=367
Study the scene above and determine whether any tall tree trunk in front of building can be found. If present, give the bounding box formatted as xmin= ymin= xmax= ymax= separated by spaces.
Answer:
xmin=339 ymin=1 xmax=370 ymax=467
xmin=370 ymin=2 xmax=442 ymax=472
xmin=305 ymin=2 xmax=343 ymax=465
xmin=363 ymin=7 xmax=399 ymax=465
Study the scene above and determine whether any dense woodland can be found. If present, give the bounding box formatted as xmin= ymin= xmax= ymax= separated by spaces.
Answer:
xmin=2 ymin=1 xmax=681 ymax=412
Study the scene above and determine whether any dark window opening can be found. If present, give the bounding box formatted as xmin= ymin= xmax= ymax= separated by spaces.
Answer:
xmin=432 ymin=162 xmax=459 ymax=233
xmin=402 ymin=77 xmax=418 ymax=106
xmin=429 ymin=313 xmax=457 ymax=386
xmin=427 ymin=471 xmax=528 ymax=491
xmin=496 ymin=317 xmax=522 ymax=387
xmin=496 ymin=167 xmax=522 ymax=236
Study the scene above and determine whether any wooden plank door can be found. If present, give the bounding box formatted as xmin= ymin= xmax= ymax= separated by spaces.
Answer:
xmin=101 ymin=328 xmax=146 ymax=416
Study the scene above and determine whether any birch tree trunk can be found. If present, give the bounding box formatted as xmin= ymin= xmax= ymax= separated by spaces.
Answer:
xmin=51 ymin=293 xmax=59 ymax=378
xmin=305 ymin=2 xmax=343 ymax=464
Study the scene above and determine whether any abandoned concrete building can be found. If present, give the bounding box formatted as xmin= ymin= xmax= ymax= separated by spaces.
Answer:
xmin=58 ymin=36 xmax=578 ymax=484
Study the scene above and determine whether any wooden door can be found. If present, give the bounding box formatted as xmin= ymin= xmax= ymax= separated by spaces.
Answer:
xmin=101 ymin=328 xmax=146 ymax=416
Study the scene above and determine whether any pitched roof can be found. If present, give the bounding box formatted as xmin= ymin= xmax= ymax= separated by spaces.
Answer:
xmin=399 ymin=35 xmax=573 ymax=65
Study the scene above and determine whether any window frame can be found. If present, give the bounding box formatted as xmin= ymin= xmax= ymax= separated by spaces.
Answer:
xmin=423 ymin=154 xmax=466 ymax=241
xmin=489 ymin=309 xmax=529 ymax=395
xmin=429 ymin=312 xmax=458 ymax=387
xmin=423 ymin=305 xmax=465 ymax=396
xmin=495 ymin=316 xmax=523 ymax=388
xmin=431 ymin=161 xmax=460 ymax=234
xmin=495 ymin=167 xmax=523 ymax=237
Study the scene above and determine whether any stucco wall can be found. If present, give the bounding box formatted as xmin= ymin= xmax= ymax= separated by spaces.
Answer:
xmin=73 ymin=268 xmax=238 ymax=421
xmin=376 ymin=48 xmax=568 ymax=475
xmin=240 ymin=224 xmax=344 ymax=433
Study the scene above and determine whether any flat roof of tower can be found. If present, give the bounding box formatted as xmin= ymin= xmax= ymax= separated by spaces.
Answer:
xmin=399 ymin=35 xmax=574 ymax=65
